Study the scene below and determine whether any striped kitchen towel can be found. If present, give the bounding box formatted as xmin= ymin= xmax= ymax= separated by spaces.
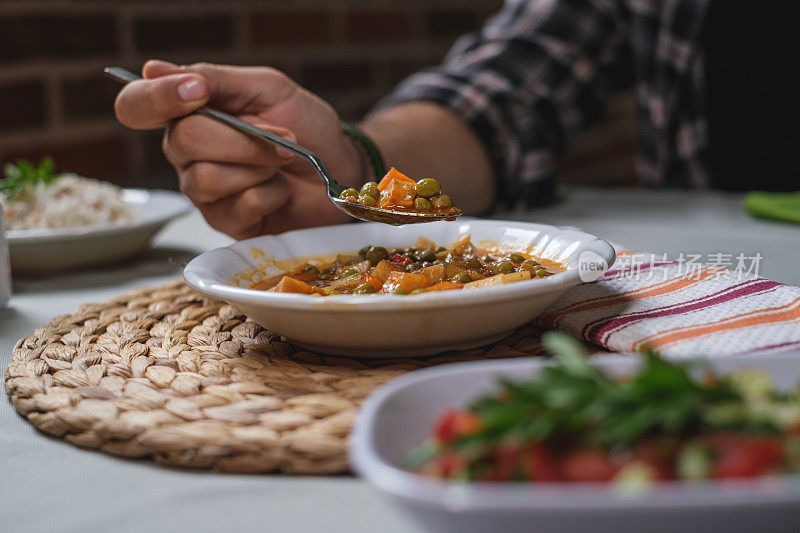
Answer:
xmin=540 ymin=250 xmax=800 ymax=357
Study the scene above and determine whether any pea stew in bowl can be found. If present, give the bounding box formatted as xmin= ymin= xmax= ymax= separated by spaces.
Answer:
xmin=183 ymin=220 xmax=615 ymax=357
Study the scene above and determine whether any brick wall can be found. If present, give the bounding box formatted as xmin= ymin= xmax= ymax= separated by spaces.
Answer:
xmin=0 ymin=0 xmax=635 ymax=190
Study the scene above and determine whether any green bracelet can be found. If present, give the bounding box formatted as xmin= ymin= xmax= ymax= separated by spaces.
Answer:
xmin=341 ymin=122 xmax=386 ymax=180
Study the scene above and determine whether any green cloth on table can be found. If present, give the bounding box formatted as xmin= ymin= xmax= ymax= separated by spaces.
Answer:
xmin=743 ymin=191 xmax=800 ymax=225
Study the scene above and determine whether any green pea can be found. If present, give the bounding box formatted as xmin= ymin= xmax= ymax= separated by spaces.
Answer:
xmin=341 ymin=267 xmax=358 ymax=277
xmin=450 ymin=271 xmax=472 ymax=283
xmin=519 ymin=260 xmax=539 ymax=273
xmin=491 ymin=260 xmax=514 ymax=275
xmin=431 ymin=194 xmax=453 ymax=208
xmin=394 ymin=288 xmax=409 ymax=295
xmin=415 ymin=178 xmax=442 ymax=199
xmin=436 ymin=247 xmax=447 ymax=253
xmin=339 ymin=188 xmax=359 ymax=200
xmin=365 ymin=246 xmax=389 ymax=265
xmin=360 ymin=181 xmax=379 ymax=198
xmin=410 ymin=288 xmax=428 ymax=295
xmin=482 ymin=254 xmax=494 ymax=263
xmin=508 ymin=253 xmax=525 ymax=263
xmin=406 ymin=262 xmax=423 ymax=272
xmin=317 ymin=271 xmax=333 ymax=280
xmin=301 ymin=265 xmax=320 ymax=274
xmin=359 ymin=246 xmax=371 ymax=257
xmin=358 ymin=194 xmax=377 ymax=207
xmin=414 ymin=249 xmax=436 ymax=263
xmin=355 ymin=283 xmax=376 ymax=294
xmin=465 ymin=257 xmax=482 ymax=269
xmin=414 ymin=197 xmax=432 ymax=211
xmin=534 ymin=266 xmax=551 ymax=277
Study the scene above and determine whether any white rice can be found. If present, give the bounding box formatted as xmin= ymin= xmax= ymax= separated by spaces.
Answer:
xmin=0 ymin=173 xmax=139 ymax=231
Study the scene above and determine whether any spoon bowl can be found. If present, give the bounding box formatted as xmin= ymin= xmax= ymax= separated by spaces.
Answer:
xmin=332 ymin=198 xmax=462 ymax=225
xmin=105 ymin=66 xmax=462 ymax=226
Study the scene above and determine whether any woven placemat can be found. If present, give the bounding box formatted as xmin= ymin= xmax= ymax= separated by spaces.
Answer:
xmin=5 ymin=280 xmax=548 ymax=474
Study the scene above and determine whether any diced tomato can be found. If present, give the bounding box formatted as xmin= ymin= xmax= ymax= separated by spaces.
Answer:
xmin=291 ymin=273 xmax=317 ymax=283
xmin=490 ymin=443 xmax=523 ymax=481
xmin=437 ymin=453 xmax=466 ymax=478
xmin=629 ymin=439 xmax=675 ymax=480
xmin=433 ymin=409 xmax=482 ymax=445
xmin=390 ymin=253 xmax=412 ymax=267
xmin=559 ymin=448 xmax=619 ymax=482
xmin=525 ymin=443 xmax=561 ymax=482
xmin=709 ymin=434 xmax=785 ymax=479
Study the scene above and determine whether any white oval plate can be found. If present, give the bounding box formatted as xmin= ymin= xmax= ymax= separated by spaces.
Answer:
xmin=7 ymin=189 xmax=191 ymax=274
xmin=183 ymin=219 xmax=616 ymax=357
xmin=350 ymin=353 xmax=800 ymax=533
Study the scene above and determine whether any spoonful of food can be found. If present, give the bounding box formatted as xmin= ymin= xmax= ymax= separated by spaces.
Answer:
xmin=104 ymin=67 xmax=462 ymax=226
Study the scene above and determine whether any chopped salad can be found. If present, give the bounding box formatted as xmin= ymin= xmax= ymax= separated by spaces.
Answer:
xmin=408 ymin=333 xmax=800 ymax=483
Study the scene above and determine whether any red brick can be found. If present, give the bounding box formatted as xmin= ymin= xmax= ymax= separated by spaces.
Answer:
xmin=345 ymin=10 xmax=414 ymax=43
xmin=247 ymin=10 xmax=332 ymax=46
xmin=134 ymin=14 xmax=235 ymax=55
xmin=1 ymin=135 xmax=130 ymax=183
xmin=0 ymin=79 xmax=47 ymax=132
xmin=0 ymin=13 xmax=119 ymax=64
xmin=301 ymin=62 xmax=374 ymax=93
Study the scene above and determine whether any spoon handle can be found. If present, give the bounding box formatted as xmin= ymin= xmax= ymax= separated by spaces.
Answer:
xmin=103 ymin=67 xmax=342 ymax=194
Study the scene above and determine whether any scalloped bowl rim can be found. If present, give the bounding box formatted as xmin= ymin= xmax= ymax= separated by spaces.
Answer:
xmin=183 ymin=219 xmax=617 ymax=312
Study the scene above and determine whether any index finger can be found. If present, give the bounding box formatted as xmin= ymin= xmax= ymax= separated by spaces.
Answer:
xmin=114 ymin=73 xmax=209 ymax=130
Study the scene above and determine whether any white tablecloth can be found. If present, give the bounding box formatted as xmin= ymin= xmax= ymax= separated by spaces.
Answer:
xmin=2 ymin=188 xmax=798 ymax=533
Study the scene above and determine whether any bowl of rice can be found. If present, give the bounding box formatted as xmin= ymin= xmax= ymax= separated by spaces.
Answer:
xmin=1 ymin=160 xmax=191 ymax=274
xmin=2 ymin=173 xmax=139 ymax=231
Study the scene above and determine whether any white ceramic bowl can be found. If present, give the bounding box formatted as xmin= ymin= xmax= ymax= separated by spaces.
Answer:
xmin=183 ymin=219 xmax=615 ymax=357
xmin=8 ymin=189 xmax=191 ymax=274
xmin=350 ymin=353 xmax=800 ymax=533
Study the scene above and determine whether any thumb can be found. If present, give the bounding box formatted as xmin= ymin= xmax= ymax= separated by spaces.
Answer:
xmin=115 ymin=68 xmax=209 ymax=130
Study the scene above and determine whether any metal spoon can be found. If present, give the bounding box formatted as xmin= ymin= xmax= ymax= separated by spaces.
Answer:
xmin=104 ymin=67 xmax=462 ymax=226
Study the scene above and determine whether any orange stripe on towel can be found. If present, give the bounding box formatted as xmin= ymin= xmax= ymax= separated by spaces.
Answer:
xmin=632 ymin=296 xmax=800 ymax=351
xmin=540 ymin=269 xmax=723 ymax=328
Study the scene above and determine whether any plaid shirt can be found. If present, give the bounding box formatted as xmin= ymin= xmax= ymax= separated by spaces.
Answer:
xmin=377 ymin=0 xmax=713 ymax=207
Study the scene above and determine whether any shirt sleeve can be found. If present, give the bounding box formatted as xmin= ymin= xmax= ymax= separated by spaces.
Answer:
xmin=373 ymin=0 xmax=628 ymax=207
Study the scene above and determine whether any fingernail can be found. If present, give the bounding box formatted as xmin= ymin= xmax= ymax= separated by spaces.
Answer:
xmin=177 ymin=79 xmax=206 ymax=101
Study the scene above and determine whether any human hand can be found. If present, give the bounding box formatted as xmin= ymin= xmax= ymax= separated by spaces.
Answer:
xmin=114 ymin=60 xmax=363 ymax=238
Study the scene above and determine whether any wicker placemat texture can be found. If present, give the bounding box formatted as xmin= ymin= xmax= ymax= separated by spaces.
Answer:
xmin=5 ymin=280 xmax=548 ymax=474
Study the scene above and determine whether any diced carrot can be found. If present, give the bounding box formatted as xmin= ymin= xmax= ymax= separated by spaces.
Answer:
xmin=268 ymin=276 xmax=319 ymax=295
xmin=379 ymin=179 xmax=416 ymax=209
xmin=361 ymin=273 xmax=384 ymax=292
xmin=372 ymin=259 xmax=404 ymax=283
xmin=379 ymin=271 xmax=434 ymax=293
xmin=419 ymin=264 xmax=445 ymax=284
xmin=426 ymin=281 xmax=464 ymax=291
xmin=377 ymin=167 xmax=415 ymax=192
